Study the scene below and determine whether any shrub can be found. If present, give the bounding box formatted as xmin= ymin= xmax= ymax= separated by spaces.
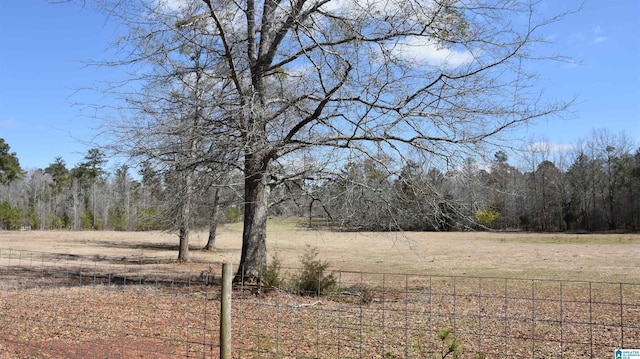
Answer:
xmin=225 ymin=207 xmax=242 ymax=223
xmin=296 ymin=245 xmax=336 ymax=296
xmin=412 ymin=328 xmax=487 ymax=359
xmin=136 ymin=208 xmax=157 ymax=231
xmin=81 ymin=210 xmax=94 ymax=229
xmin=26 ymin=206 xmax=40 ymax=230
xmin=200 ymin=265 xmax=216 ymax=285
xmin=0 ymin=201 xmax=20 ymax=230
xmin=255 ymin=247 xmax=337 ymax=296
xmin=263 ymin=251 xmax=283 ymax=289
xmin=436 ymin=327 xmax=462 ymax=358
xmin=109 ymin=207 xmax=127 ymax=231
xmin=475 ymin=208 xmax=499 ymax=226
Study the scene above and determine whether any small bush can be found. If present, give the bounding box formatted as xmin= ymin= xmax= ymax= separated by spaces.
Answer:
xmin=26 ymin=206 xmax=40 ymax=230
xmin=81 ymin=210 xmax=94 ymax=229
xmin=200 ymin=265 xmax=216 ymax=285
xmin=359 ymin=284 xmax=373 ymax=304
xmin=475 ymin=208 xmax=500 ymax=226
xmin=412 ymin=328 xmax=485 ymax=359
xmin=136 ymin=208 xmax=162 ymax=231
xmin=297 ymin=245 xmax=336 ymax=296
xmin=476 ymin=208 xmax=500 ymax=226
xmin=109 ymin=207 xmax=128 ymax=231
xmin=436 ymin=327 xmax=462 ymax=358
xmin=225 ymin=207 xmax=242 ymax=223
xmin=263 ymin=251 xmax=283 ymax=289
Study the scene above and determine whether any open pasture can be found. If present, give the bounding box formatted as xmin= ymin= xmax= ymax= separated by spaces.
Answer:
xmin=1 ymin=218 xmax=639 ymax=283
xmin=1 ymin=221 xmax=639 ymax=358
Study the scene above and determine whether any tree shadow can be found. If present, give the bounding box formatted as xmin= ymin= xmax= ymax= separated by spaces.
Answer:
xmin=90 ymin=240 xmax=237 ymax=256
xmin=0 ymin=250 xmax=223 ymax=291
xmin=91 ymin=240 xmax=197 ymax=252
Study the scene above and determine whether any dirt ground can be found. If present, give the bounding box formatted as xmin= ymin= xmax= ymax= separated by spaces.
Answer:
xmin=1 ymin=219 xmax=638 ymax=283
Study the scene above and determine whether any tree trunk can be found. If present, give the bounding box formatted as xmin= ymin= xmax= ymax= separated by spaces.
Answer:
xmin=235 ymin=156 xmax=270 ymax=282
xmin=177 ymin=171 xmax=193 ymax=263
xmin=72 ymin=179 xmax=79 ymax=230
xmin=203 ymin=187 xmax=220 ymax=251
xmin=178 ymin=225 xmax=190 ymax=262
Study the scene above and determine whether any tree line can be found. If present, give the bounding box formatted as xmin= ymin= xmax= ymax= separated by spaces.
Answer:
xmin=0 ymin=140 xmax=238 ymax=239
xmin=2 ymin=130 xmax=638 ymax=236
xmin=313 ymin=133 xmax=640 ymax=233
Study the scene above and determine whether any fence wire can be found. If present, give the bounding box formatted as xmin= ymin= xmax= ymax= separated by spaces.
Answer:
xmin=233 ymin=269 xmax=639 ymax=358
xmin=0 ymin=249 xmax=221 ymax=358
xmin=1 ymin=249 xmax=638 ymax=358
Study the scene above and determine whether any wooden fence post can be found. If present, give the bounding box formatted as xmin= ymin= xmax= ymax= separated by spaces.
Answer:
xmin=220 ymin=263 xmax=232 ymax=359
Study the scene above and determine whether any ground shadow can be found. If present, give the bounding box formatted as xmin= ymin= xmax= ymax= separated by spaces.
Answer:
xmin=0 ymin=250 xmax=224 ymax=291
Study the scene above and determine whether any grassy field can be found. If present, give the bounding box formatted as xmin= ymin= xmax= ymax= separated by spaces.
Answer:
xmin=1 ymin=219 xmax=639 ymax=358
xmin=1 ymin=217 xmax=639 ymax=283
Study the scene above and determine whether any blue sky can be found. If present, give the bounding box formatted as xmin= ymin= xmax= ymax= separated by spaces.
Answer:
xmin=0 ymin=0 xmax=639 ymax=171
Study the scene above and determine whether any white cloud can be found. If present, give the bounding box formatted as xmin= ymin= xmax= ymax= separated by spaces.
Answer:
xmin=156 ymin=0 xmax=474 ymax=69
xmin=318 ymin=0 xmax=472 ymax=68
xmin=593 ymin=36 xmax=608 ymax=44
xmin=156 ymin=0 xmax=185 ymax=12
xmin=591 ymin=25 xmax=607 ymax=43
xmin=392 ymin=38 xmax=475 ymax=68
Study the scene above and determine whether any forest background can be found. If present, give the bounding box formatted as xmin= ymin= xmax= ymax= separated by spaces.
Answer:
xmin=1 ymin=130 xmax=639 ymax=236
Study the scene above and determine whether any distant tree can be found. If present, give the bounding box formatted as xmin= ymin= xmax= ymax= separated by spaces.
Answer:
xmin=590 ymin=129 xmax=634 ymax=230
xmin=566 ymin=150 xmax=602 ymax=231
xmin=137 ymin=161 xmax=164 ymax=230
xmin=110 ymin=164 xmax=135 ymax=230
xmin=455 ymin=158 xmax=484 ymax=222
xmin=393 ymin=161 xmax=431 ymax=230
xmin=45 ymin=157 xmax=70 ymax=191
xmin=391 ymin=161 xmax=459 ymax=231
xmin=487 ymin=151 xmax=524 ymax=229
xmin=614 ymin=149 xmax=640 ymax=230
xmin=629 ymin=148 xmax=640 ymax=230
xmin=323 ymin=156 xmax=395 ymax=230
xmin=0 ymin=138 xmax=24 ymax=185
xmin=71 ymin=148 xmax=107 ymax=229
xmin=44 ymin=157 xmax=71 ymax=229
xmin=494 ymin=151 xmax=508 ymax=164
xmin=529 ymin=160 xmax=563 ymax=230
xmin=522 ymin=140 xmax=567 ymax=231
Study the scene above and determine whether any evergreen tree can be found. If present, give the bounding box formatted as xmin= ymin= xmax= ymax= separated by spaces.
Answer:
xmin=0 ymin=138 xmax=24 ymax=184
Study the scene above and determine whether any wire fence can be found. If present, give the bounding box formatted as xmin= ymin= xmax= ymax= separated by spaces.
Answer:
xmin=1 ymin=249 xmax=639 ymax=358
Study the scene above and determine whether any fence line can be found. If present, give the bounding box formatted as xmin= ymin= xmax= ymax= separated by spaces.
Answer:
xmin=0 ymin=249 xmax=222 ymax=358
xmin=1 ymin=249 xmax=639 ymax=358
xmin=232 ymin=269 xmax=639 ymax=358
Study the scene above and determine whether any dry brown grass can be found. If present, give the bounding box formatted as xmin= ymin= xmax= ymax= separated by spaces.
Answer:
xmin=2 ymin=218 xmax=638 ymax=282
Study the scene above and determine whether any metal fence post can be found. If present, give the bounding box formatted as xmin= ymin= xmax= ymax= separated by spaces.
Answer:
xmin=221 ymin=263 xmax=232 ymax=359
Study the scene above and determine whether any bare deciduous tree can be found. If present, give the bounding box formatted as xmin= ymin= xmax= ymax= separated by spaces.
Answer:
xmin=90 ymin=0 xmax=572 ymax=279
